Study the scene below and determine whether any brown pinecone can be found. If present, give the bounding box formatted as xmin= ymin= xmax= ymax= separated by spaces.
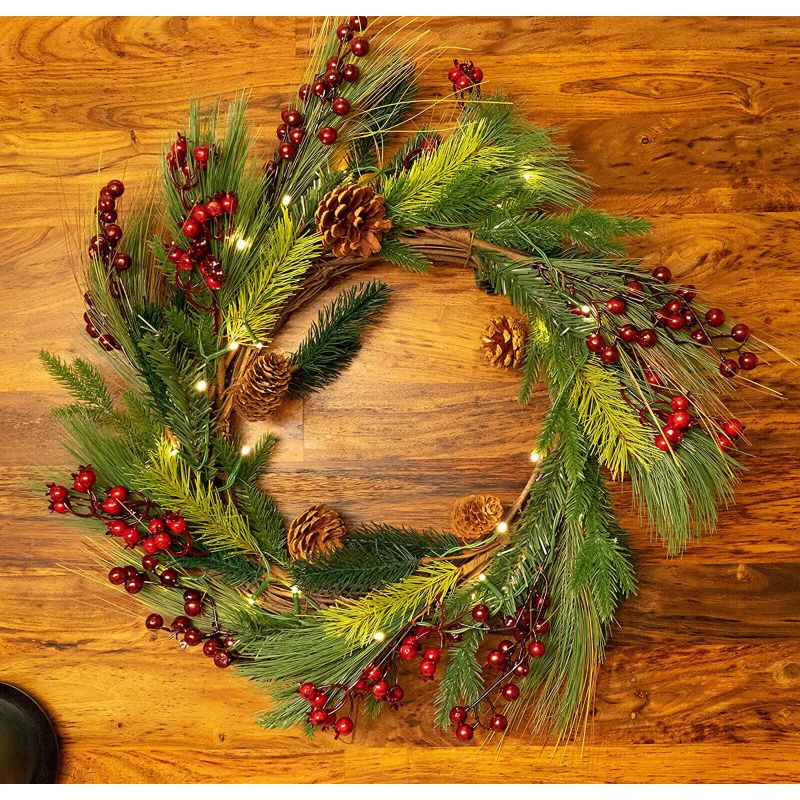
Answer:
xmin=287 ymin=504 xmax=347 ymax=561
xmin=450 ymin=494 xmax=504 ymax=541
xmin=480 ymin=315 xmax=527 ymax=369
xmin=315 ymin=183 xmax=392 ymax=258
xmin=233 ymin=351 xmax=294 ymax=421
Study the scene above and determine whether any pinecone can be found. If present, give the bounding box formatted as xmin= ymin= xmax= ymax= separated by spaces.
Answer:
xmin=480 ymin=315 xmax=527 ymax=369
xmin=315 ymin=183 xmax=392 ymax=258
xmin=450 ymin=494 xmax=504 ymax=541
xmin=287 ymin=504 xmax=347 ymax=561
xmin=233 ymin=351 xmax=294 ymax=421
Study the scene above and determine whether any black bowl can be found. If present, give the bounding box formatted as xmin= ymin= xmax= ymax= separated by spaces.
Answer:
xmin=0 ymin=683 xmax=58 ymax=783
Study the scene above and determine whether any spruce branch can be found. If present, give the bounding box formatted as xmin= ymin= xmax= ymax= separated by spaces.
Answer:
xmin=40 ymin=351 xmax=114 ymax=417
xmin=288 ymin=280 xmax=391 ymax=397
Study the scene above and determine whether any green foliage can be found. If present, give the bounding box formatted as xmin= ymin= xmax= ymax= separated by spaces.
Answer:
xmin=289 ymin=524 xmax=459 ymax=596
xmin=289 ymin=280 xmax=391 ymax=396
xmin=321 ymin=561 xmax=461 ymax=647
xmin=135 ymin=438 xmax=261 ymax=558
xmin=224 ymin=214 xmax=322 ymax=344
xmin=569 ymin=361 xmax=657 ymax=479
xmin=378 ymin=238 xmax=433 ymax=273
xmin=434 ymin=627 xmax=484 ymax=727
xmin=40 ymin=351 xmax=114 ymax=416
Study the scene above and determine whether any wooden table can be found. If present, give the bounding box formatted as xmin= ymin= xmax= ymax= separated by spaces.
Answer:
xmin=1 ymin=16 xmax=799 ymax=783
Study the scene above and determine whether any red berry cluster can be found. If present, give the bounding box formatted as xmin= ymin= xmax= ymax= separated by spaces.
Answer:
xmin=450 ymin=592 xmax=550 ymax=742
xmin=269 ymin=16 xmax=370 ymax=168
xmin=165 ymin=191 xmax=239 ymax=295
xmin=448 ymin=59 xmax=484 ymax=100
xmin=584 ymin=267 xmax=760 ymax=380
xmin=144 ymin=608 xmax=236 ymax=669
xmin=166 ymin=132 xmax=210 ymax=191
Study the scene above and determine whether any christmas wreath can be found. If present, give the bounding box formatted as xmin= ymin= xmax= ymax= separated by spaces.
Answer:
xmin=42 ymin=17 xmax=781 ymax=744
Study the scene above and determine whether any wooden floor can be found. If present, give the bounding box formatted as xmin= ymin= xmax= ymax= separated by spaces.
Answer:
xmin=1 ymin=16 xmax=799 ymax=784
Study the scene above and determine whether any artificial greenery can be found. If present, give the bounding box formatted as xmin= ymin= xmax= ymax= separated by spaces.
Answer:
xmin=40 ymin=16 xmax=774 ymax=749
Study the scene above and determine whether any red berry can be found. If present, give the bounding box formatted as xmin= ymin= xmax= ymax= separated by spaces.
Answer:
xmin=527 ymin=640 xmax=546 ymax=658
xmin=51 ymin=499 xmax=68 ymax=514
xmin=171 ymin=615 xmax=190 ymax=632
xmin=148 ymin=518 xmax=164 ymax=535
xmin=705 ymin=308 xmax=725 ymax=327
xmin=184 ymin=598 xmax=202 ymax=617
xmin=684 ymin=311 xmax=697 ymax=327
xmin=288 ymin=127 xmax=304 ymax=144
xmin=331 ymin=97 xmax=351 ymax=116
xmin=108 ymin=485 xmax=128 ymax=501
xmin=455 ymin=74 xmax=472 ymax=90
xmin=371 ymin=680 xmax=388 ymax=699
xmin=624 ymin=279 xmax=644 ymax=296
xmin=490 ymin=713 xmax=508 ymax=731
xmin=113 ymin=253 xmax=131 ymax=272
xmin=182 ymin=219 xmax=201 ymax=239
xmin=455 ymin=723 xmax=474 ymax=741
xmin=107 ymin=519 xmax=127 ymax=536
xmin=101 ymin=497 xmax=122 ymax=515
xmin=142 ymin=537 xmax=159 ymax=555
xmin=222 ymin=635 xmax=236 ymax=650
xmin=202 ymin=638 xmax=220 ymax=657
xmin=672 ymin=411 xmax=691 ymax=429
xmin=48 ymin=485 xmax=68 ymax=501
xmin=108 ymin=567 xmax=126 ymax=585
xmin=654 ymin=434 xmax=670 ymax=452
xmin=166 ymin=514 xmax=187 ymax=534
xmin=336 ymin=23 xmax=353 ymax=41
xmin=298 ymin=84 xmax=310 ymax=101
xmin=123 ymin=528 xmax=140 ymax=547
xmin=323 ymin=69 xmax=341 ymax=88
xmin=106 ymin=179 xmax=125 ymax=197
xmin=471 ymin=604 xmax=490 ymax=622
xmin=730 ymin=323 xmax=750 ymax=343
xmin=398 ymin=643 xmax=417 ymax=660
xmin=515 ymin=661 xmax=530 ymax=677
xmin=652 ymin=266 xmax=672 ymax=283
xmin=183 ymin=627 xmax=202 ymax=646
xmin=183 ymin=589 xmax=202 ymax=603
xmin=666 ymin=315 xmax=685 ymax=330
xmin=671 ymin=395 xmax=689 ymax=412
xmin=309 ymin=692 xmax=327 ymax=709
xmin=619 ymin=325 xmax=638 ymax=343
xmin=677 ymin=285 xmax=697 ymax=301
xmin=716 ymin=433 xmax=734 ymax=452
xmin=124 ymin=566 xmax=138 ymax=579
xmin=299 ymin=682 xmax=316 ymax=700
xmin=318 ymin=127 xmax=338 ymax=145
xmin=160 ymin=568 xmax=178 ymax=587
xmin=502 ymin=683 xmax=520 ymax=701
xmin=665 ymin=298 xmax=683 ymax=315
xmin=214 ymin=650 xmax=232 ymax=668
xmin=350 ymin=37 xmax=369 ymax=57
xmin=103 ymin=224 xmax=123 ymax=244
xmin=719 ymin=358 xmax=739 ymax=377
xmin=535 ymin=619 xmax=551 ymax=636
xmin=365 ymin=665 xmax=383 ymax=683
xmin=637 ymin=328 xmax=658 ymax=348
xmin=388 ymin=685 xmax=404 ymax=704
xmin=419 ymin=659 xmax=436 ymax=678
xmin=145 ymin=613 xmax=163 ymax=630
xmin=281 ymin=108 xmax=303 ymax=127
xmin=278 ymin=142 xmax=296 ymax=160
xmin=335 ymin=716 xmax=354 ymax=736
xmin=325 ymin=57 xmax=340 ymax=71
xmin=645 ymin=370 xmax=662 ymax=386
xmin=75 ymin=468 xmax=96 ymax=489
xmin=448 ymin=65 xmax=463 ymax=82
xmin=423 ymin=647 xmax=441 ymax=662
xmin=600 ymin=344 xmax=619 ymax=365
xmin=605 ymin=297 xmax=626 ymax=314
xmin=154 ymin=532 xmax=171 ymax=550
xmin=723 ymin=418 xmax=744 ymax=438
xmin=221 ymin=193 xmax=238 ymax=214
xmin=350 ymin=16 xmax=368 ymax=31
xmin=206 ymin=199 xmax=223 ymax=217
xmin=586 ymin=333 xmax=605 ymax=353
xmin=124 ymin=575 xmax=144 ymax=594
xmin=498 ymin=639 xmax=515 ymax=654
xmin=739 ymin=352 xmax=758 ymax=370
xmin=487 ymin=650 xmax=505 ymax=669
xmin=141 ymin=554 xmax=159 ymax=571
xmin=449 ymin=706 xmax=467 ymax=725
xmin=309 ymin=709 xmax=328 ymax=726
xmin=342 ymin=63 xmax=360 ymax=83
xmin=471 ymin=66 xmax=484 ymax=82
xmin=193 ymin=145 xmax=209 ymax=165
xmin=311 ymin=79 xmax=326 ymax=97
xmin=663 ymin=425 xmax=683 ymax=444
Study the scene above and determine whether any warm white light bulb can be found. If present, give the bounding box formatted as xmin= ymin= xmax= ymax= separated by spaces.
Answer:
xmin=247 ymin=596 xmax=256 ymax=605
xmin=235 ymin=238 xmax=250 ymax=251
xmin=195 ymin=379 xmax=208 ymax=392
xmin=281 ymin=195 xmax=292 ymax=206
xmin=522 ymin=171 xmax=533 ymax=181
xmin=478 ymin=573 xmax=487 ymax=582
xmin=373 ymin=631 xmax=386 ymax=642
xmin=241 ymin=445 xmax=252 ymax=456
xmin=496 ymin=521 xmax=509 ymax=534
xmin=580 ymin=305 xmax=592 ymax=315
xmin=255 ymin=341 xmax=264 ymax=349
xmin=168 ymin=446 xmax=179 ymax=456
xmin=290 ymin=585 xmax=300 ymax=595
xmin=530 ymin=451 xmax=542 ymax=463
xmin=228 ymin=341 xmax=240 ymax=351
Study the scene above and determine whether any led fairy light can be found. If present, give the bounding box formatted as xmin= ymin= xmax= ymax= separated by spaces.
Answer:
xmin=235 ymin=238 xmax=250 ymax=251
xmin=240 ymin=445 xmax=252 ymax=456
xmin=281 ymin=194 xmax=292 ymax=206
xmin=195 ymin=379 xmax=208 ymax=392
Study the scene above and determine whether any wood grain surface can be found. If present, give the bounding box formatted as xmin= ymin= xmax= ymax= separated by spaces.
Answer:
xmin=1 ymin=16 xmax=799 ymax=784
